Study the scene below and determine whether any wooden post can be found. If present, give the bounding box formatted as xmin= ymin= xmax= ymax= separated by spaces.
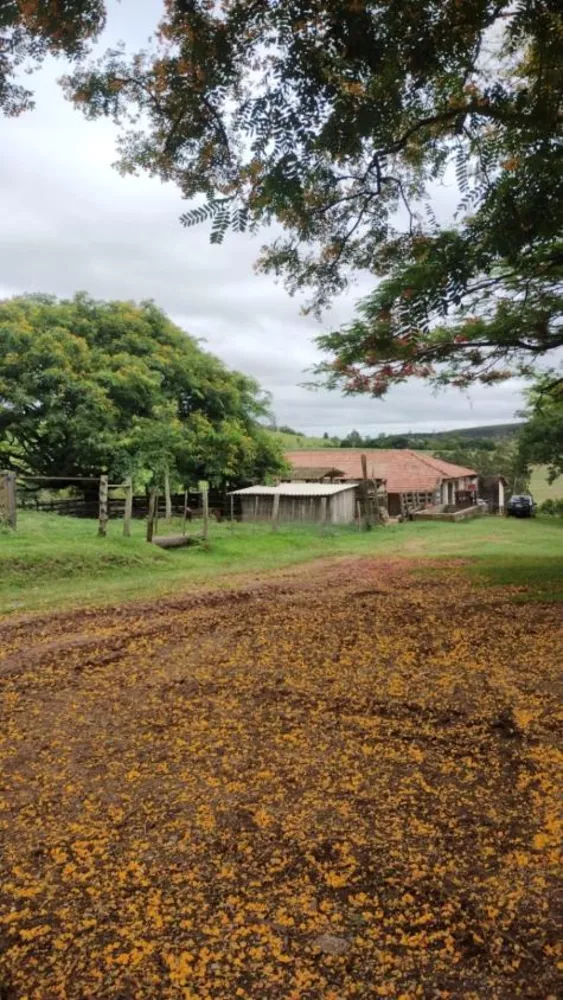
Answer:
xmin=272 ymin=491 xmax=280 ymax=531
xmin=230 ymin=493 xmax=234 ymax=531
xmin=123 ymin=477 xmax=133 ymax=537
xmin=98 ymin=475 xmax=108 ymax=537
xmin=202 ymin=486 xmax=209 ymax=541
xmin=153 ymin=490 xmax=160 ymax=537
xmin=0 ymin=471 xmax=17 ymax=529
xmin=361 ymin=454 xmax=372 ymax=531
xmin=182 ymin=489 xmax=189 ymax=536
xmin=146 ymin=488 xmax=157 ymax=542
xmin=254 ymin=495 xmax=258 ymax=529
xmin=372 ymin=478 xmax=380 ymax=524
xmin=164 ymin=466 xmax=172 ymax=521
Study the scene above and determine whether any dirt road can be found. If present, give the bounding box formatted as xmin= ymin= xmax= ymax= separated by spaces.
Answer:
xmin=1 ymin=559 xmax=561 ymax=999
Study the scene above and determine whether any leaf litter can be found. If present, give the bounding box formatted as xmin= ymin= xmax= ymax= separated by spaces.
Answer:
xmin=0 ymin=559 xmax=561 ymax=999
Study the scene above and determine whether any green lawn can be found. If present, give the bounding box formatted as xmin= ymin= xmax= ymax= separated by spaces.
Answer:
xmin=529 ymin=465 xmax=563 ymax=503
xmin=1 ymin=511 xmax=562 ymax=615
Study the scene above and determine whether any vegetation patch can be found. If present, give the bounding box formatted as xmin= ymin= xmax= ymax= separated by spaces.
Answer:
xmin=1 ymin=512 xmax=563 ymax=615
xmin=469 ymin=556 xmax=563 ymax=603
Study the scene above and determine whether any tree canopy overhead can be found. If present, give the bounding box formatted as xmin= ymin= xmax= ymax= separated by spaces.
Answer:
xmin=59 ymin=0 xmax=563 ymax=395
xmin=0 ymin=293 xmax=284 ymax=486
xmin=0 ymin=1 xmax=105 ymax=115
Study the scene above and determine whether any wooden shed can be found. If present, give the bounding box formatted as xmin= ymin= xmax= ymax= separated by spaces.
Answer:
xmin=478 ymin=474 xmax=508 ymax=514
xmin=230 ymin=483 xmax=358 ymax=525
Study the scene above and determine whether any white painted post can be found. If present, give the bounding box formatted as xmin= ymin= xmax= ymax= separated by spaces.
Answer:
xmin=498 ymin=478 xmax=505 ymax=515
xmin=441 ymin=480 xmax=448 ymax=506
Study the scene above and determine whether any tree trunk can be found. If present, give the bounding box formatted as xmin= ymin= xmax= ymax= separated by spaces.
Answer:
xmin=146 ymin=488 xmax=157 ymax=543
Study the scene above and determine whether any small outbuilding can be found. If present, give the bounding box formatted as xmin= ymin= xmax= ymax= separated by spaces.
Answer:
xmin=230 ymin=482 xmax=358 ymax=525
xmin=478 ymin=474 xmax=508 ymax=514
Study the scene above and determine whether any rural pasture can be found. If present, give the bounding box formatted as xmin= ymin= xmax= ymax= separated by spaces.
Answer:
xmin=0 ymin=515 xmax=562 ymax=998
xmin=1 ymin=511 xmax=562 ymax=614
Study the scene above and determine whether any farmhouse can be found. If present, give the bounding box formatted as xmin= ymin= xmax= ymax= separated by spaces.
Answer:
xmin=231 ymin=482 xmax=358 ymax=524
xmin=285 ymin=449 xmax=479 ymax=517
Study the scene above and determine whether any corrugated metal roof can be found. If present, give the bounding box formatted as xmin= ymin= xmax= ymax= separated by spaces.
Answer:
xmin=230 ymin=483 xmax=358 ymax=497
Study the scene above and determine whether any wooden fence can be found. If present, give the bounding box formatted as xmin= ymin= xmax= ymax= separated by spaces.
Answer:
xmin=15 ymin=493 xmax=208 ymax=519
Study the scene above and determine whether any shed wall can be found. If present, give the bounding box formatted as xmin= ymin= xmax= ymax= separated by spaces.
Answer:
xmin=238 ymin=490 xmax=357 ymax=524
xmin=329 ymin=488 xmax=357 ymax=524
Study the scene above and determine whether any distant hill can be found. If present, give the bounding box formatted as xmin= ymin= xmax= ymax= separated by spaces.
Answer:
xmin=421 ymin=422 xmax=523 ymax=443
xmin=267 ymin=429 xmax=340 ymax=449
xmin=267 ymin=422 xmax=524 ymax=449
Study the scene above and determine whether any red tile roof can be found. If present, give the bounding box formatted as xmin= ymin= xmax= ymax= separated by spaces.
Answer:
xmin=411 ymin=452 xmax=478 ymax=479
xmin=285 ymin=450 xmax=477 ymax=493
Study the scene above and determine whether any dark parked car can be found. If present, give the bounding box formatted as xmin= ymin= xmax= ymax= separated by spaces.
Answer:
xmin=506 ymin=494 xmax=536 ymax=518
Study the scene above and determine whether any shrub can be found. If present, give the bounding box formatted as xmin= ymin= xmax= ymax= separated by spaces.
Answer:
xmin=539 ymin=498 xmax=563 ymax=517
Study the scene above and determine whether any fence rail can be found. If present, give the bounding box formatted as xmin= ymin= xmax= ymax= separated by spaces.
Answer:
xmin=15 ymin=493 xmax=224 ymax=520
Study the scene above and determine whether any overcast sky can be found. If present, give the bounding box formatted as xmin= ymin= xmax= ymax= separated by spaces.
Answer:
xmin=0 ymin=0 xmax=527 ymax=435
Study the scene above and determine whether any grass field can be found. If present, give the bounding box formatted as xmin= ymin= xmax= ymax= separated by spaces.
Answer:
xmin=529 ymin=465 xmax=563 ymax=503
xmin=1 ymin=511 xmax=562 ymax=615
xmin=269 ymin=429 xmax=337 ymax=449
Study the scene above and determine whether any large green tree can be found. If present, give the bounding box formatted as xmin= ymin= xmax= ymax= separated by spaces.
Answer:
xmin=518 ymin=376 xmax=563 ymax=483
xmin=0 ymin=293 xmax=285 ymax=486
xmin=1 ymin=1 xmax=105 ymax=115
xmin=436 ymin=439 xmax=529 ymax=494
xmin=59 ymin=1 xmax=563 ymax=395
